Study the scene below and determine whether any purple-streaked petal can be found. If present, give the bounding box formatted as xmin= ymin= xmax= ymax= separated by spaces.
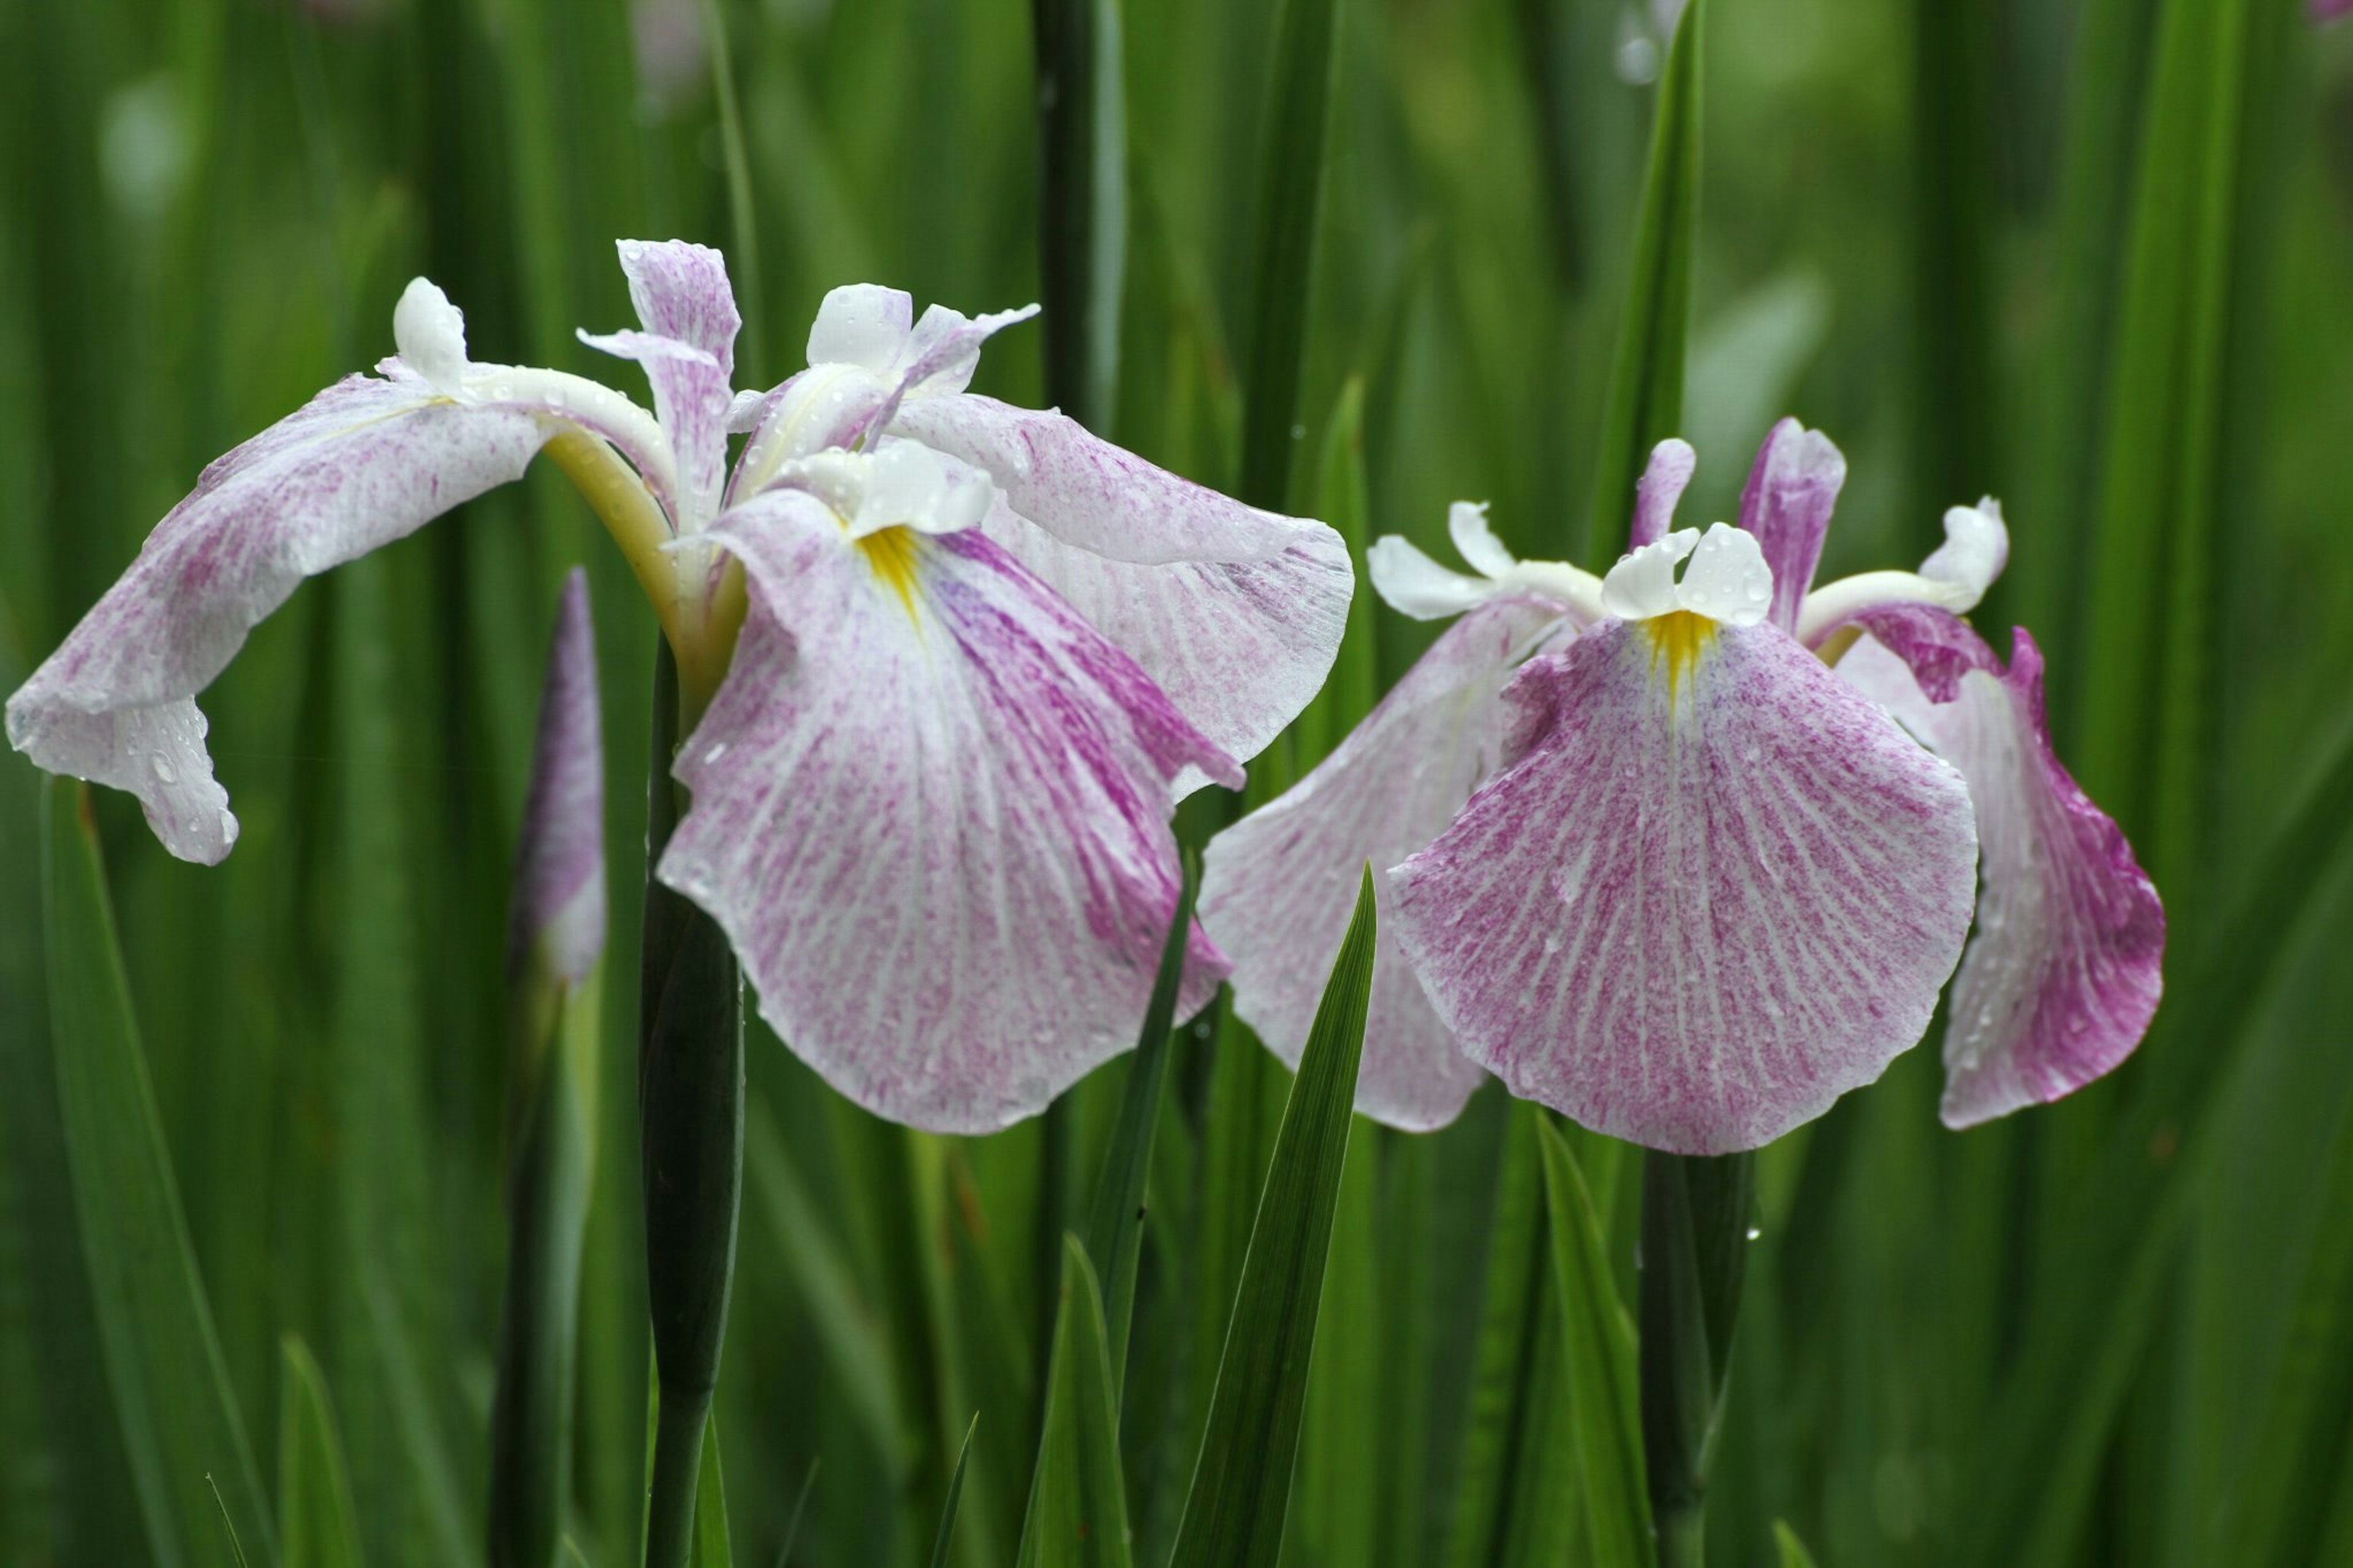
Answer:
xmin=978 ymin=499 xmax=1351 ymax=786
xmin=582 ymin=240 xmax=740 ymax=531
xmin=6 ymin=371 xmax=548 ymax=863
xmin=1201 ymin=597 xmax=1569 ymax=1130
xmin=510 ymin=568 xmax=607 ymax=985
xmin=1838 ymin=626 xmax=2164 ymax=1127
xmin=663 ymin=490 xmax=1240 ymax=1134
xmin=1390 ymin=617 xmax=1978 ymax=1154
xmin=1821 ymin=600 xmax=2000 ymax=703
xmin=1629 ymin=438 xmax=1697 ymax=549
xmin=1738 ymin=417 xmax=1846 ymax=633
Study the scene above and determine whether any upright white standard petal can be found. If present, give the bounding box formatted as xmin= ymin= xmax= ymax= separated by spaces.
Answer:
xmin=6 ymin=369 xmax=549 ymax=861
xmin=1673 ymin=523 xmax=1775 ymax=627
xmin=1448 ymin=501 xmax=1517 ymax=579
xmin=1601 ymin=528 xmax=1700 ymax=620
xmin=665 ymin=483 xmax=1242 ymax=1134
xmin=1202 ymin=597 xmax=1569 ymax=1130
xmin=577 ymin=238 xmax=741 ymax=533
xmin=393 ymin=278 xmax=471 ymax=396
xmin=806 ymin=283 xmax=914 ymax=368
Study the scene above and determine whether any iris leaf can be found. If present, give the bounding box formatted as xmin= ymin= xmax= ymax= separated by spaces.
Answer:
xmin=930 ymin=1416 xmax=979 ymax=1568
xmin=278 ymin=1336 xmax=365 ymax=1568
xmin=1032 ymin=0 xmax=1127 ymax=431
xmin=1014 ymin=1241 xmax=1134 ymax=1568
xmin=1167 ymin=868 xmax=1376 ymax=1568
xmin=40 ymin=778 xmax=276 ymax=1568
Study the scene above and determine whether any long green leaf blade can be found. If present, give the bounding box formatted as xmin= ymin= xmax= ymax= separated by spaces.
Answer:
xmin=1015 ymin=1240 xmax=1134 ymax=1568
xmin=278 ymin=1336 xmax=364 ymax=1568
xmin=1583 ymin=0 xmax=1701 ymax=566
xmin=1167 ymin=868 xmax=1377 ymax=1568
xmin=41 ymin=778 xmax=276 ymax=1568
xmin=931 ymin=1417 xmax=979 ymax=1568
xmin=1032 ymin=0 xmax=1127 ymax=431
xmin=1537 ymin=1119 xmax=1653 ymax=1568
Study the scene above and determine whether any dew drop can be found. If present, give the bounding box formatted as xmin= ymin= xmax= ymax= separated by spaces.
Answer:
xmin=1746 ymin=1225 xmax=1762 ymax=1241
xmin=150 ymin=754 xmax=175 ymax=783
xmin=703 ymin=741 xmax=730 ymax=764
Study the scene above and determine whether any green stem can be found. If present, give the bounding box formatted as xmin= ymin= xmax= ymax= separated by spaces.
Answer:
xmin=638 ymin=638 xmax=746 ymax=1568
xmin=1637 ymin=1147 xmax=1754 ymax=1568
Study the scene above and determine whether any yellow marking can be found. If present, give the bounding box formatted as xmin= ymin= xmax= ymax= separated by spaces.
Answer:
xmin=1814 ymin=623 xmax=1863 ymax=668
xmin=1643 ymin=610 xmax=1717 ymax=700
xmin=856 ymin=525 xmax=924 ymax=617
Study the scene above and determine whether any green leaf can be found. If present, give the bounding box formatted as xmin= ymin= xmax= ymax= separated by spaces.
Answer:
xmin=1537 ymin=1120 xmax=1653 ymax=1568
xmin=1167 ymin=867 xmax=1376 ymax=1568
xmin=931 ymin=1417 xmax=979 ymax=1568
xmin=1290 ymin=376 xmax=1379 ymax=770
xmin=1236 ymin=0 xmax=1344 ymax=512
xmin=1032 ymin=0 xmax=1127 ymax=431
xmin=40 ymin=778 xmax=276 ymax=1568
xmin=278 ymin=1336 xmax=364 ymax=1568
xmin=1015 ymin=1241 xmax=1134 ymax=1568
xmin=1906 ymin=0 xmax=1999 ymax=549
xmin=1771 ymin=1520 xmax=1820 ymax=1568
xmin=1082 ymin=850 xmax=1199 ymax=1389
xmin=1583 ymin=0 xmax=1700 ymax=567
xmin=691 ymin=1413 xmax=732 ymax=1568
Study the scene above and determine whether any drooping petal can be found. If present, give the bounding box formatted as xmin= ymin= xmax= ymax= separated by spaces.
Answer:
xmin=1737 ymin=417 xmax=1846 ymax=632
xmin=980 ymin=501 xmax=1351 ymax=791
xmin=1630 ymin=437 xmax=1697 ymax=550
xmin=510 ymin=568 xmax=607 ymax=985
xmin=1201 ymin=597 xmax=1569 ymax=1131
xmin=1448 ymin=501 xmax=1517 ymax=579
xmin=894 ymin=393 xmax=1352 ymax=765
xmin=1367 ymin=534 xmax=1499 ymax=620
xmin=1836 ymin=626 xmax=2164 ymax=1127
xmin=6 ymin=369 xmax=550 ymax=862
xmin=1390 ymin=616 xmax=1979 ymax=1154
xmin=664 ymin=490 xmax=1240 ymax=1134
xmin=580 ymin=239 xmax=741 ymax=531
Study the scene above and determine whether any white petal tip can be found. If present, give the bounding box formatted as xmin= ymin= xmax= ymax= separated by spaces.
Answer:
xmin=393 ymin=278 xmax=469 ymax=396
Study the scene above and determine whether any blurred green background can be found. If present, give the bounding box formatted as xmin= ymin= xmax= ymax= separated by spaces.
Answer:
xmin=5 ymin=0 xmax=2353 ymax=1565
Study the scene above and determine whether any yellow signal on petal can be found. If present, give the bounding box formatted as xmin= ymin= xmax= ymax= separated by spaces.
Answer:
xmin=856 ymin=524 xmax=924 ymax=617
xmin=1644 ymin=609 xmax=1716 ymax=700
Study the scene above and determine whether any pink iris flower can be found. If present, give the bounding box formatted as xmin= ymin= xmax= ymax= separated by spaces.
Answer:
xmin=6 ymin=239 xmax=1352 ymax=1134
xmin=1201 ymin=422 xmax=2163 ymax=1154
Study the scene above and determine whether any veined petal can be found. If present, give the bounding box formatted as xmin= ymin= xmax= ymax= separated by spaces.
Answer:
xmin=664 ymin=490 xmax=1241 ymax=1133
xmin=1737 ymin=417 xmax=1846 ymax=632
xmin=5 ymin=371 xmax=548 ymax=862
xmin=1630 ymin=438 xmax=1697 ymax=550
xmin=980 ymin=499 xmax=1351 ymax=789
xmin=1201 ymin=597 xmax=1568 ymax=1130
xmin=1390 ymin=617 xmax=1978 ymax=1154
xmin=1837 ymin=625 xmax=2164 ymax=1127
xmin=582 ymin=239 xmax=741 ymax=531
xmin=510 ymin=568 xmax=607 ymax=985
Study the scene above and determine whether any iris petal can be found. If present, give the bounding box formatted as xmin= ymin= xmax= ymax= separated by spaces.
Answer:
xmin=1738 ymin=417 xmax=1846 ymax=633
xmin=1201 ymin=597 xmax=1567 ymax=1131
xmin=1390 ymin=617 xmax=1978 ymax=1154
xmin=664 ymin=489 xmax=1240 ymax=1133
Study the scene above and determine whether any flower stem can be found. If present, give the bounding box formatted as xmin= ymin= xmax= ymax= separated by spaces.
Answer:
xmin=637 ymin=638 xmax=745 ymax=1568
xmin=1637 ymin=1147 xmax=1755 ymax=1568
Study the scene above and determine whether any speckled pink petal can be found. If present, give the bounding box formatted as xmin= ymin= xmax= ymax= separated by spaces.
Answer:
xmin=1738 ymin=417 xmax=1846 ymax=633
xmin=1836 ymin=624 xmax=2164 ymax=1127
xmin=662 ymin=490 xmax=1240 ymax=1134
xmin=5 ymin=369 xmax=548 ymax=863
xmin=510 ymin=568 xmax=607 ymax=985
xmin=1629 ymin=439 xmax=1697 ymax=549
xmin=1201 ymin=597 xmax=1568 ymax=1131
xmin=891 ymin=394 xmax=1351 ymax=765
xmin=977 ymin=500 xmax=1351 ymax=786
xmin=580 ymin=239 xmax=740 ymax=530
xmin=1390 ymin=617 xmax=1978 ymax=1154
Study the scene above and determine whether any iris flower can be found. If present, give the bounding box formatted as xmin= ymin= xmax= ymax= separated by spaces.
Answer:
xmin=7 ymin=238 xmax=1351 ymax=1134
xmin=1201 ymin=422 xmax=2162 ymax=1153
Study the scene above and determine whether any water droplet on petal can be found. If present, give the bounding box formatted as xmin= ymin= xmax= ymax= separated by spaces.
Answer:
xmin=150 ymin=754 xmax=175 ymax=784
xmin=703 ymin=741 xmax=730 ymax=764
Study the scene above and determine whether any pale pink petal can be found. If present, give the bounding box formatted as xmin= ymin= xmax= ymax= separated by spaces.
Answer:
xmin=510 ymin=569 xmax=607 ymax=985
xmin=806 ymin=284 xmax=914 ymax=369
xmin=1739 ymin=417 xmax=1846 ymax=633
xmin=977 ymin=498 xmax=1351 ymax=782
xmin=1201 ymin=597 xmax=1569 ymax=1130
xmin=6 ymin=371 xmax=548 ymax=863
xmin=1836 ymin=623 xmax=2164 ymax=1127
xmin=1390 ymin=618 xmax=1978 ymax=1154
xmin=662 ymin=491 xmax=1240 ymax=1134
xmin=581 ymin=239 xmax=741 ymax=530
xmin=1629 ymin=438 xmax=1697 ymax=549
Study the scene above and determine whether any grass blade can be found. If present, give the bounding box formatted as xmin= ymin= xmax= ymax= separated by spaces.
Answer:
xmin=1032 ymin=0 xmax=1127 ymax=432
xmin=1771 ymin=1520 xmax=1820 ymax=1568
xmin=278 ymin=1336 xmax=364 ymax=1568
xmin=691 ymin=1414 xmax=732 ymax=1568
xmin=1167 ymin=868 xmax=1377 ymax=1568
xmin=932 ymin=1417 xmax=980 ymax=1568
xmin=1538 ymin=1121 xmax=1653 ymax=1568
xmin=1236 ymin=0 xmax=1343 ymax=511
xmin=1583 ymin=0 xmax=1700 ymax=567
xmin=1082 ymin=850 xmax=1199 ymax=1388
xmin=1015 ymin=1241 xmax=1134 ymax=1568
xmin=40 ymin=778 xmax=277 ymax=1567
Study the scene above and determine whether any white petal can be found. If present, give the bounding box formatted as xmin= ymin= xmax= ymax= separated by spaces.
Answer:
xmin=1918 ymin=498 xmax=2010 ymax=610
xmin=1448 ymin=501 xmax=1517 ymax=580
xmin=393 ymin=278 xmax=469 ymax=396
xmin=807 ymin=283 xmax=914 ymax=370
xmin=1674 ymin=522 xmax=1775 ymax=627
xmin=1599 ymin=528 xmax=1699 ymax=621
xmin=1368 ymin=536 xmax=1498 ymax=621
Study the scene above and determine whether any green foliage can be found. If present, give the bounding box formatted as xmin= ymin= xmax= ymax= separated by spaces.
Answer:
xmin=277 ymin=1338 xmax=364 ymax=1568
xmin=1013 ymin=1243 xmax=1132 ymax=1568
